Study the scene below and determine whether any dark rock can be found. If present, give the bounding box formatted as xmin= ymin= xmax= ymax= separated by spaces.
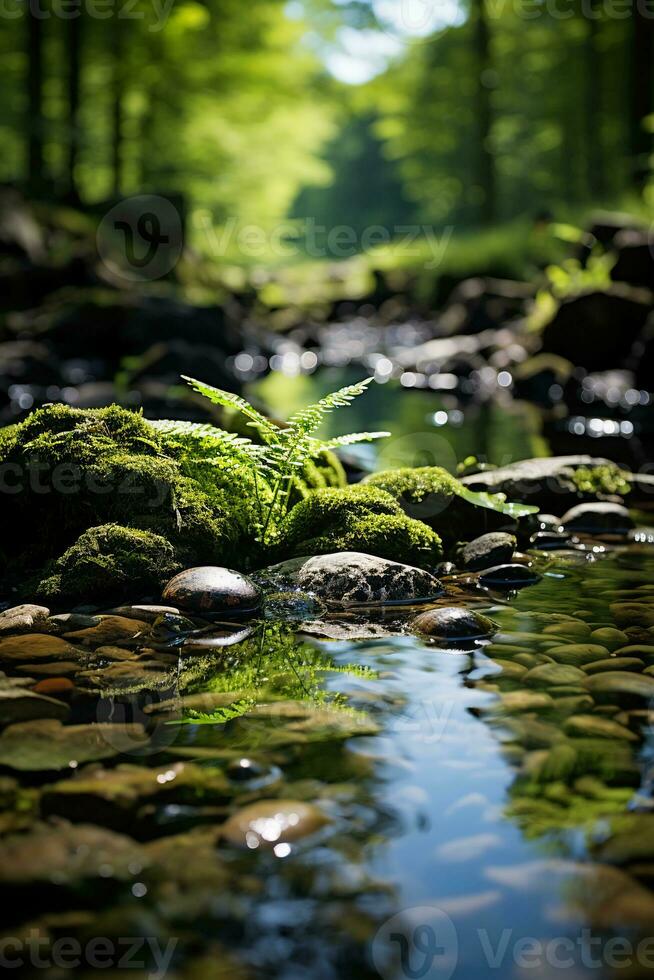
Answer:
xmin=0 ymin=686 xmax=69 ymax=726
xmin=0 ymin=634 xmax=82 ymax=664
xmin=561 ymin=502 xmax=634 ymax=534
xmin=411 ymin=606 xmax=497 ymax=641
xmin=529 ymin=530 xmax=573 ymax=549
xmin=459 ymin=532 xmax=516 ymax=571
xmin=540 ymin=285 xmax=652 ymax=371
xmin=0 ymin=718 xmax=149 ymax=770
xmin=162 ymin=567 xmax=262 ymax=617
xmin=479 ymin=564 xmax=541 ymax=588
xmin=272 ymin=552 xmax=443 ymax=606
xmin=611 ymin=229 xmax=654 ymax=289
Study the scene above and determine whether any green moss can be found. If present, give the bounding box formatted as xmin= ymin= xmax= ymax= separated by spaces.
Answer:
xmin=0 ymin=405 xmax=249 ymax=594
xmin=571 ymin=464 xmax=631 ymax=498
xmin=279 ymin=486 xmax=443 ymax=567
xmin=364 ymin=466 xmax=521 ymax=541
xmin=314 ymin=450 xmax=347 ymax=489
xmin=37 ymin=524 xmax=180 ymax=602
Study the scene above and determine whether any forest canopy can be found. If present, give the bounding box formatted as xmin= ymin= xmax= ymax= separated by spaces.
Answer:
xmin=2 ymin=0 xmax=653 ymax=249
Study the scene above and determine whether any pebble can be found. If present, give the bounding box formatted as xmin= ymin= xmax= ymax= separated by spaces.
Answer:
xmin=524 ymin=663 xmax=587 ymax=687
xmin=63 ymin=616 xmax=147 ymax=645
xmin=583 ymin=671 xmax=654 ymax=701
xmin=590 ymin=627 xmax=629 ymax=650
xmin=563 ymin=715 xmax=638 ymax=741
xmin=610 ymin=602 xmax=654 ymax=629
xmin=583 ymin=657 xmax=645 ymax=675
xmin=411 ymin=606 xmax=497 ymax=641
xmin=459 ymin=533 xmax=516 ymax=571
xmin=0 ymin=687 xmax=69 ymax=726
xmin=163 ymin=567 xmax=262 ymax=616
xmin=544 ymin=643 xmax=610 ymax=667
xmin=220 ymin=799 xmax=329 ymax=849
xmin=0 ymin=634 xmax=81 ymax=664
xmin=479 ymin=564 xmax=541 ymax=589
xmin=32 ymin=678 xmax=75 ymax=698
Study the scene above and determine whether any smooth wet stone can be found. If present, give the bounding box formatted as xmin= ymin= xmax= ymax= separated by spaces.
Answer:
xmin=0 ymin=604 xmax=49 ymax=635
xmin=542 ymin=621 xmax=591 ymax=641
xmin=590 ymin=627 xmax=629 ymax=650
xmin=610 ymin=602 xmax=654 ymax=629
xmin=529 ymin=530 xmax=573 ymax=550
xmin=46 ymin=613 xmax=101 ymax=635
xmin=299 ymin=620 xmax=395 ymax=641
xmin=552 ymin=695 xmax=594 ymax=713
xmin=613 ymin=644 xmax=654 ymax=660
xmin=32 ymin=678 xmax=75 ymax=698
xmin=499 ymin=691 xmax=554 ymax=713
xmin=0 ymin=821 xmax=145 ymax=887
xmin=544 ymin=643 xmax=610 ymax=667
xmin=220 ymin=799 xmax=329 ymax=849
xmin=479 ymin=564 xmax=541 ymax=589
xmin=0 ymin=686 xmax=69 ymax=726
xmin=592 ymin=814 xmax=654 ymax=866
xmin=63 ymin=615 xmax=148 ymax=645
xmin=584 ymin=671 xmax=654 ymax=701
xmin=490 ymin=659 xmax=528 ymax=680
xmin=163 ymin=567 xmax=262 ymax=616
xmin=564 ymin=714 xmax=638 ymax=741
xmin=181 ymin=625 xmax=255 ymax=653
xmin=92 ymin=645 xmax=138 ymax=662
xmin=143 ymin=691 xmax=248 ymax=717
xmin=411 ymin=606 xmax=497 ymax=641
xmin=76 ymin=660 xmax=170 ymax=691
xmin=0 ymin=719 xmax=150 ymax=771
xmin=289 ymin=552 xmax=442 ymax=606
xmin=0 ymin=634 xmax=81 ymax=664
xmin=561 ymin=502 xmax=634 ymax=534
xmin=459 ymin=533 xmax=516 ymax=571
xmin=103 ymin=604 xmax=181 ymax=623
xmin=42 ymin=762 xmax=231 ymax=826
xmin=524 ymin=663 xmax=587 ymax=687
xmin=584 ymin=657 xmax=645 ymax=675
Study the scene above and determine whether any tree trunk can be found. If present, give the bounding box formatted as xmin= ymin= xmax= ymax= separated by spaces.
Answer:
xmin=472 ymin=0 xmax=495 ymax=224
xmin=630 ymin=10 xmax=654 ymax=188
xmin=26 ymin=6 xmax=44 ymax=195
xmin=111 ymin=21 xmax=125 ymax=197
xmin=65 ymin=14 xmax=83 ymax=203
xmin=585 ymin=12 xmax=605 ymax=200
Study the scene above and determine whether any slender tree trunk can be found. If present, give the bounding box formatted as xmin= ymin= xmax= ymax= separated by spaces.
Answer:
xmin=630 ymin=10 xmax=654 ymax=189
xmin=111 ymin=21 xmax=125 ymax=197
xmin=26 ymin=5 xmax=44 ymax=195
xmin=65 ymin=14 xmax=83 ymax=203
xmin=585 ymin=12 xmax=605 ymax=200
xmin=472 ymin=0 xmax=495 ymax=224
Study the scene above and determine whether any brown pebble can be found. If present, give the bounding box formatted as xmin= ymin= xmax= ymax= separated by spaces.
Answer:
xmin=32 ymin=678 xmax=75 ymax=697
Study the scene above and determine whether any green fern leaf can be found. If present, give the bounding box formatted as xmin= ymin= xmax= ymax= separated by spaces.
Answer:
xmin=317 ymin=431 xmax=390 ymax=450
xmin=182 ymin=376 xmax=278 ymax=439
xmin=286 ymin=377 xmax=374 ymax=437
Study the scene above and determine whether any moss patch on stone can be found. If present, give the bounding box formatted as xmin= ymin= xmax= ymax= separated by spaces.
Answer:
xmin=36 ymin=524 xmax=181 ymax=603
xmin=570 ymin=465 xmax=631 ymax=498
xmin=363 ymin=466 xmax=520 ymax=541
xmin=279 ymin=486 xmax=443 ymax=567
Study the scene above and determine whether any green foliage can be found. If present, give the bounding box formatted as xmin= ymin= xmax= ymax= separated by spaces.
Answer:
xmin=571 ymin=465 xmax=631 ymax=498
xmin=182 ymin=375 xmax=389 ymax=543
xmin=279 ymin=485 xmax=443 ymax=567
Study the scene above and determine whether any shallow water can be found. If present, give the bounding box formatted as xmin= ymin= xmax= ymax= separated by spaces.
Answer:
xmin=2 ymin=545 xmax=654 ymax=979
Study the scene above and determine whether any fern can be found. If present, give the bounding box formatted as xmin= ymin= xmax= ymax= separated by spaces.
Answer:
xmin=182 ymin=375 xmax=388 ymax=543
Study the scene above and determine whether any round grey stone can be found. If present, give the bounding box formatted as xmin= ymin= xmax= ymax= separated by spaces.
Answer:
xmin=162 ymin=567 xmax=262 ymax=617
xmin=411 ymin=606 xmax=497 ymax=641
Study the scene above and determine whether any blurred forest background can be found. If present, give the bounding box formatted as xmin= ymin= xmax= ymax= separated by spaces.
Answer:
xmin=2 ymin=0 xmax=654 ymax=254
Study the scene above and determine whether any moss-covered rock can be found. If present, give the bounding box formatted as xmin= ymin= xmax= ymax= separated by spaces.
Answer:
xmin=36 ymin=524 xmax=181 ymax=602
xmin=363 ymin=466 xmax=522 ymax=542
xmin=279 ymin=485 xmax=443 ymax=567
xmin=0 ymin=404 xmax=266 ymax=599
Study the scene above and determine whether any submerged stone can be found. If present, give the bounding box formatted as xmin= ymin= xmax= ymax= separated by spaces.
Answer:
xmin=411 ymin=606 xmax=497 ymax=641
xmin=561 ymin=502 xmax=634 ymax=535
xmin=590 ymin=627 xmax=629 ymax=651
xmin=524 ymin=663 xmax=587 ymax=687
xmin=584 ymin=671 xmax=654 ymax=701
xmin=290 ymin=552 xmax=442 ymax=606
xmin=0 ymin=686 xmax=69 ymax=726
xmin=0 ymin=634 xmax=81 ymax=664
xmin=545 ymin=644 xmax=610 ymax=667
xmin=459 ymin=532 xmax=516 ymax=571
xmin=563 ymin=715 xmax=638 ymax=741
xmin=0 ymin=718 xmax=149 ymax=770
xmin=479 ymin=564 xmax=541 ymax=588
xmin=63 ymin=615 xmax=147 ymax=645
xmin=220 ymin=799 xmax=329 ymax=849
xmin=609 ymin=602 xmax=654 ymax=629
xmin=162 ymin=566 xmax=262 ymax=616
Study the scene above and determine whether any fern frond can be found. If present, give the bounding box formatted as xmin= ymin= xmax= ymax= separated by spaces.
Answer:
xmin=182 ymin=376 xmax=278 ymax=439
xmin=286 ymin=377 xmax=374 ymax=438
xmin=316 ymin=431 xmax=390 ymax=450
